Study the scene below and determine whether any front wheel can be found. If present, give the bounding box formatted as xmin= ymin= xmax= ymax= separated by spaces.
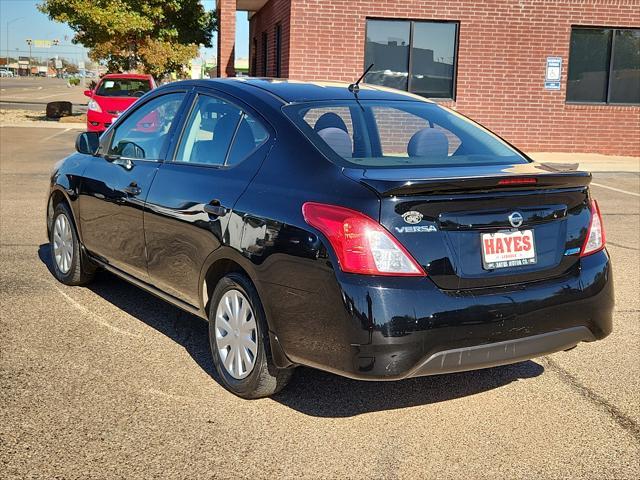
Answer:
xmin=49 ymin=202 xmax=95 ymax=286
xmin=208 ymin=273 xmax=292 ymax=398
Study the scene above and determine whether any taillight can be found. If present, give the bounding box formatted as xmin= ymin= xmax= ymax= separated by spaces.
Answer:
xmin=302 ymin=202 xmax=425 ymax=276
xmin=580 ymin=199 xmax=606 ymax=257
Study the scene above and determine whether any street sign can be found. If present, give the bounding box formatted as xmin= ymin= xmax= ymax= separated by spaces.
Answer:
xmin=33 ymin=40 xmax=52 ymax=48
xmin=78 ymin=61 xmax=85 ymax=69
xmin=55 ymin=59 xmax=63 ymax=69
xmin=544 ymin=56 xmax=562 ymax=90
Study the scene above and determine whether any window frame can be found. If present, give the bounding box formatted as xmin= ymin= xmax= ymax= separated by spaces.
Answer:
xmin=261 ymin=31 xmax=268 ymax=77
xmin=566 ymin=25 xmax=640 ymax=106
xmin=100 ymin=90 xmax=190 ymax=163
xmin=275 ymin=23 xmax=282 ymax=78
xmin=169 ymin=89 xmax=273 ymax=170
xmin=364 ymin=17 xmax=460 ymax=101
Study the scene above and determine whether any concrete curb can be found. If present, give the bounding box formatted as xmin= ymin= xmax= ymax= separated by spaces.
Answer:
xmin=0 ymin=122 xmax=85 ymax=129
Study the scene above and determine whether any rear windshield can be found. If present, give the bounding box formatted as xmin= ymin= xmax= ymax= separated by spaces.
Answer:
xmin=96 ymin=78 xmax=152 ymax=97
xmin=283 ymin=100 xmax=529 ymax=168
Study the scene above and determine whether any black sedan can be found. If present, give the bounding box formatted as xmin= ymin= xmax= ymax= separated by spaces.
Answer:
xmin=46 ymin=78 xmax=613 ymax=398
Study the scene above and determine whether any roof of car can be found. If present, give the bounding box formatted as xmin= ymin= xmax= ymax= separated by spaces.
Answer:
xmin=198 ymin=78 xmax=432 ymax=104
xmin=101 ymin=73 xmax=153 ymax=80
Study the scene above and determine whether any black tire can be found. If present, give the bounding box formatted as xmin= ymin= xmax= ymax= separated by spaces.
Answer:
xmin=208 ymin=273 xmax=293 ymax=398
xmin=49 ymin=202 xmax=95 ymax=286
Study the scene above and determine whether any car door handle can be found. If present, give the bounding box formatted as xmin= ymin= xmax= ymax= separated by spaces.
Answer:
xmin=123 ymin=182 xmax=142 ymax=196
xmin=204 ymin=202 xmax=228 ymax=217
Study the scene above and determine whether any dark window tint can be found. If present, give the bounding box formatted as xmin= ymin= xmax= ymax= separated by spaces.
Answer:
xmin=364 ymin=19 xmax=458 ymax=99
xmin=108 ymin=92 xmax=185 ymax=160
xmin=364 ymin=20 xmax=410 ymax=91
xmin=567 ymin=29 xmax=612 ymax=103
xmin=175 ymin=95 xmax=242 ymax=166
xmin=97 ymin=78 xmax=151 ymax=97
xmin=275 ymin=24 xmax=282 ymax=77
xmin=609 ymin=29 xmax=640 ymax=104
xmin=226 ymin=114 xmax=269 ymax=166
xmin=411 ymin=22 xmax=457 ymax=98
xmin=262 ymin=32 xmax=268 ymax=76
xmin=252 ymin=37 xmax=257 ymax=76
xmin=567 ymin=27 xmax=639 ymax=104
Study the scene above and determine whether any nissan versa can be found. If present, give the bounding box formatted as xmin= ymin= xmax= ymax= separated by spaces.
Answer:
xmin=46 ymin=78 xmax=613 ymax=398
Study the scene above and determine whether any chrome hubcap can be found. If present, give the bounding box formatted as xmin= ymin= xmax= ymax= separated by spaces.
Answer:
xmin=52 ymin=213 xmax=73 ymax=274
xmin=214 ymin=290 xmax=258 ymax=379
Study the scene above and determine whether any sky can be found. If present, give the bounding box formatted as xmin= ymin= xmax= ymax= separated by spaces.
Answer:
xmin=0 ymin=0 xmax=249 ymax=63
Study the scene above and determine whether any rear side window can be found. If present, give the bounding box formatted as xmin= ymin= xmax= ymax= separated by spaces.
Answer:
xmin=175 ymin=94 xmax=269 ymax=166
xmin=284 ymin=100 xmax=528 ymax=168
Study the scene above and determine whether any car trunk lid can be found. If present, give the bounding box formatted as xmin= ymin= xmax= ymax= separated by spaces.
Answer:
xmin=343 ymin=162 xmax=592 ymax=289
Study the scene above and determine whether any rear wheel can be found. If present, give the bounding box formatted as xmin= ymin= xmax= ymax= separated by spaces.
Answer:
xmin=208 ymin=273 xmax=292 ymax=398
xmin=50 ymin=202 xmax=95 ymax=286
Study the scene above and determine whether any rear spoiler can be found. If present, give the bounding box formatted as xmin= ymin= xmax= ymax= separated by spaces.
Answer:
xmin=343 ymin=167 xmax=592 ymax=197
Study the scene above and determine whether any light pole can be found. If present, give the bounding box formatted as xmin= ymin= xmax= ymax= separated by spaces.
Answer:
xmin=5 ymin=17 xmax=24 ymax=73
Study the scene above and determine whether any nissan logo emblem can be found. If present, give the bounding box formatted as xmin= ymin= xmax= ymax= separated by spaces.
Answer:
xmin=508 ymin=211 xmax=524 ymax=228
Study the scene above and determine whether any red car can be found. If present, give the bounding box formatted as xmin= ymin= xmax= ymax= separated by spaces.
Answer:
xmin=84 ymin=73 xmax=156 ymax=132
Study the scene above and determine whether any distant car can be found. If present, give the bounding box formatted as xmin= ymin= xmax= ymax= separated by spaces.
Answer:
xmin=0 ymin=69 xmax=14 ymax=77
xmin=48 ymin=79 xmax=613 ymax=398
xmin=84 ymin=73 xmax=156 ymax=132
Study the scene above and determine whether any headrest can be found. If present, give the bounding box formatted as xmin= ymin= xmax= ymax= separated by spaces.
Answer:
xmin=314 ymin=112 xmax=349 ymax=133
xmin=407 ymin=128 xmax=449 ymax=159
xmin=317 ymin=127 xmax=352 ymax=157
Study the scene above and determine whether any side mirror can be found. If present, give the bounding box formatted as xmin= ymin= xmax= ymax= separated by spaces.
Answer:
xmin=75 ymin=131 xmax=100 ymax=155
xmin=83 ymin=89 xmax=93 ymax=98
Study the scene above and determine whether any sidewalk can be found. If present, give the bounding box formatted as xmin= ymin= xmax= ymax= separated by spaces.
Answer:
xmin=529 ymin=152 xmax=639 ymax=173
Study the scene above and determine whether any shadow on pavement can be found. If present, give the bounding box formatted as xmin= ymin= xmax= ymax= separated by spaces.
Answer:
xmin=39 ymin=243 xmax=545 ymax=418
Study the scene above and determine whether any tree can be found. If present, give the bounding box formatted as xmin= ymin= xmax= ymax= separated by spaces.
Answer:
xmin=38 ymin=0 xmax=216 ymax=77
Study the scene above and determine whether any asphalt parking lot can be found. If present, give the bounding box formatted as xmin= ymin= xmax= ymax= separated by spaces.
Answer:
xmin=1 ymin=125 xmax=638 ymax=479
xmin=0 ymin=77 xmax=88 ymax=111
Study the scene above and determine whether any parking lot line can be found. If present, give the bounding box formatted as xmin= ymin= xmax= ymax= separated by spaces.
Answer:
xmin=591 ymin=182 xmax=640 ymax=198
xmin=40 ymin=128 xmax=72 ymax=142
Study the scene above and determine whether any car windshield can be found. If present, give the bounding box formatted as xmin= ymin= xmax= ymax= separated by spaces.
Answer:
xmin=283 ymin=100 xmax=529 ymax=168
xmin=96 ymin=78 xmax=151 ymax=97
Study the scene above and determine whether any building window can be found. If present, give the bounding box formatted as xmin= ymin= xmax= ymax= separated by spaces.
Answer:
xmin=275 ymin=23 xmax=282 ymax=78
xmin=262 ymin=32 xmax=268 ymax=77
xmin=567 ymin=27 xmax=640 ymax=104
xmin=364 ymin=19 xmax=458 ymax=99
xmin=252 ymin=37 xmax=257 ymax=76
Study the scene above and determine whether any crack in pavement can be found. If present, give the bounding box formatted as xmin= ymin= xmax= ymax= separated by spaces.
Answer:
xmin=606 ymin=241 xmax=639 ymax=251
xmin=542 ymin=357 xmax=640 ymax=442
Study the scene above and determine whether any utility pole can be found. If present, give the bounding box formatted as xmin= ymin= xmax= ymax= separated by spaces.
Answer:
xmin=6 ymin=17 xmax=23 ymax=72
xmin=26 ymin=39 xmax=32 ymax=76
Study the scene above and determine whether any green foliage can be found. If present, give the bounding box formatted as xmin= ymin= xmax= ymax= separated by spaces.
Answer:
xmin=38 ymin=0 xmax=216 ymax=77
xmin=68 ymin=77 xmax=80 ymax=86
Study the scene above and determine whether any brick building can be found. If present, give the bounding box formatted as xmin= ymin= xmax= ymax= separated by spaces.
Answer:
xmin=217 ymin=1 xmax=640 ymax=156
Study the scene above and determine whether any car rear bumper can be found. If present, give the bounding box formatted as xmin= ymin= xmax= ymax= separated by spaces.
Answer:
xmin=269 ymin=249 xmax=613 ymax=380
xmin=399 ymin=326 xmax=594 ymax=377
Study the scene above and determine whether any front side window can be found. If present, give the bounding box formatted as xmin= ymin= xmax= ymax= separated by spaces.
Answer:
xmin=285 ymin=101 xmax=528 ymax=168
xmin=175 ymin=95 xmax=268 ymax=166
xmin=567 ymin=27 xmax=640 ymax=104
xmin=108 ymin=92 xmax=185 ymax=160
xmin=364 ymin=19 xmax=458 ymax=99
xmin=97 ymin=78 xmax=152 ymax=97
